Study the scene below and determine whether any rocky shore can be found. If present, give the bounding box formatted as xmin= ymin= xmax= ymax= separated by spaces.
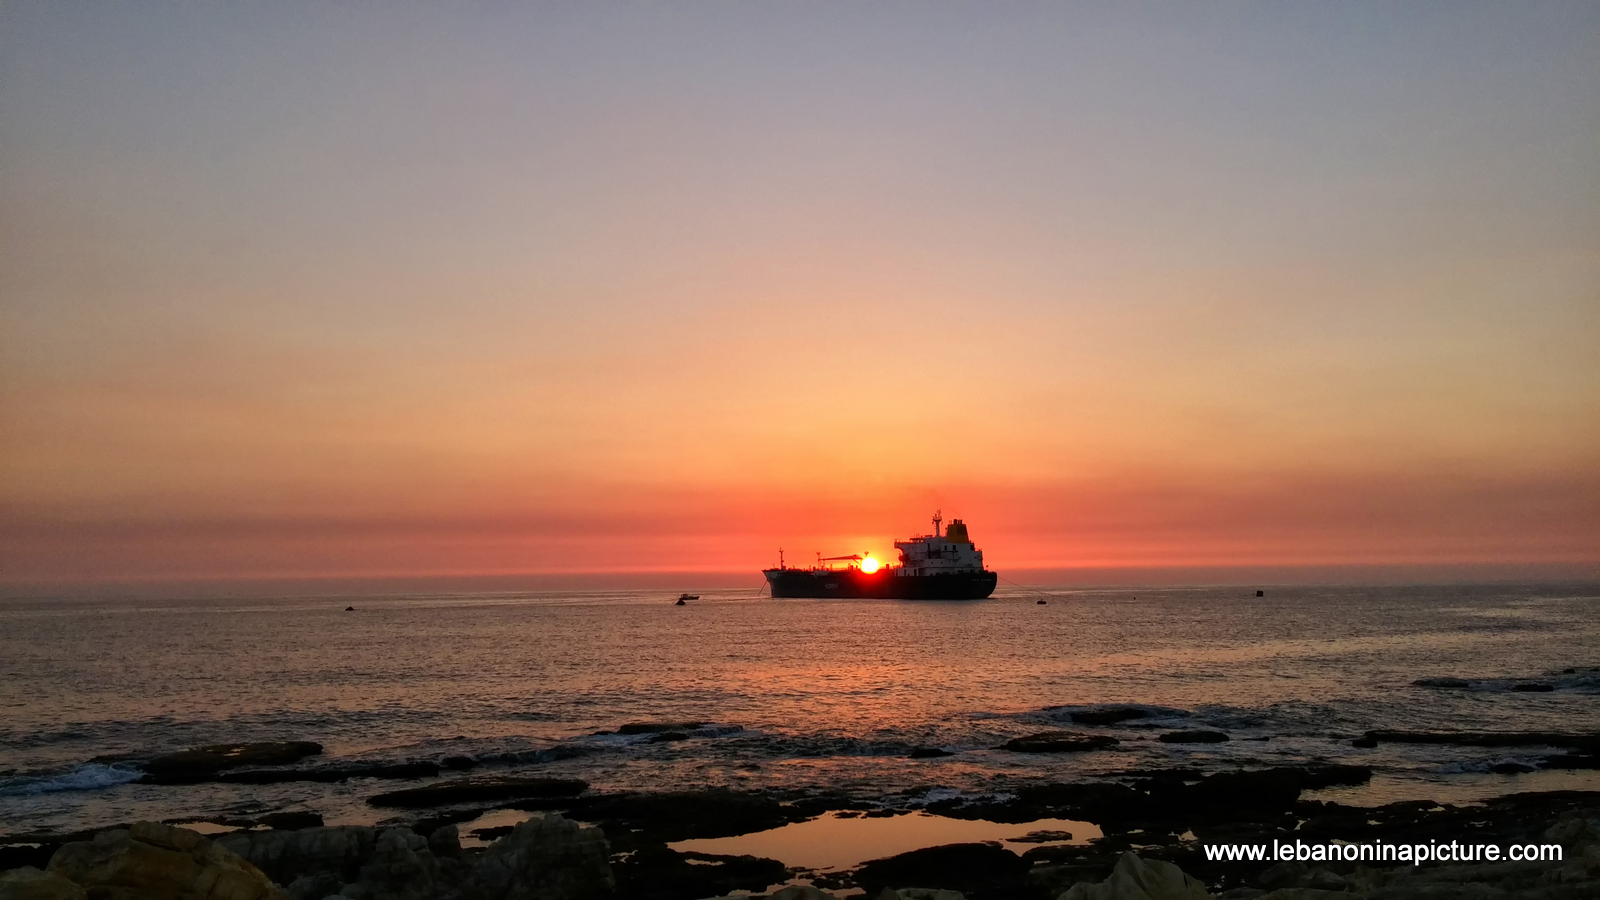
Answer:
xmin=5 ymin=746 xmax=1598 ymax=900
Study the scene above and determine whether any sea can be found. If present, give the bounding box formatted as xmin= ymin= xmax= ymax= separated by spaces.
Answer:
xmin=3 ymin=583 xmax=1598 ymax=849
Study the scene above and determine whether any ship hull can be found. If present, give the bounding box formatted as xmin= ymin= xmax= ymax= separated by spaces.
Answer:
xmin=762 ymin=568 xmax=997 ymax=600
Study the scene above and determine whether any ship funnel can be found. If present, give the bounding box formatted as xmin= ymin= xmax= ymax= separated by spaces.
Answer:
xmin=945 ymin=519 xmax=970 ymax=543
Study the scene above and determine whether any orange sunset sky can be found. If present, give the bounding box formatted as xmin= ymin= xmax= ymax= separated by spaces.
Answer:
xmin=2 ymin=4 xmax=1597 ymax=589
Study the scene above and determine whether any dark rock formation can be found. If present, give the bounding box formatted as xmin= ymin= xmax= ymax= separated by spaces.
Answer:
xmin=1058 ymin=851 xmax=1208 ymax=900
xmin=47 ymin=822 xmax=288 ymax=900
xmin=220 ymin=761 xmax=441 ymax=785
xmin=1158 ymin=731 xmax=1229 ymax=744
xmin=610 ymin=847 xmax=785 ymax=900
xmin=1066 ymin=708 xmax=1153 ymax=726
xmin=1362 ymin=730 xmax=1600 ymax=749
xmin=853 ymin=843 xmax=1029 ymax=900
xmin=218 ymin=826 xmax=379 ymax=886
xmin=999 ymin=732 xmax=1119 ymax=753
xmin=138 ymin=742 xmax=324 ymax=785
xmin=563 ymin=789 xmax=810 ymax=844
xmin=909 ymin=748 xmax=955 ymax=759
xmin=617 ymin=723 xmax=704 ymax=735
xmin=449 ymin=814 xmax=612 ymax=900
xmin=0 ymin=867 xmax=86 ymax=900
xmin=367 ymin=776 xmax=588 ymax=809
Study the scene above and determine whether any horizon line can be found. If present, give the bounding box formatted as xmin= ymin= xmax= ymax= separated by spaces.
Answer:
xmin=4 ymin=560 xmax=1596 ymax=600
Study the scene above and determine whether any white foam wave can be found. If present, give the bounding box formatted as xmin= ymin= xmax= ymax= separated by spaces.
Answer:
xmin=0 ymin=763 xmax=142 ymax=797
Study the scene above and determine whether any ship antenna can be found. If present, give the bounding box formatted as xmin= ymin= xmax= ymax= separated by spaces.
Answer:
xmin=779 ymin=548 xmax=785 ymax=570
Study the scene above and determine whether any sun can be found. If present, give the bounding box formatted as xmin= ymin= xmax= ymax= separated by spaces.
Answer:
xmin=860 ymin=555 xmax=880 ymax=573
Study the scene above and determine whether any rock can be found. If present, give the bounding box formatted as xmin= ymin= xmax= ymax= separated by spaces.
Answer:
xmin=1491 ymin=762 xmax=1534 ymax=774
xmin=216 ymin=825 xmax=377 ymax=886
xmin=219 ymin=761 xmax=441 ymax=784
xmin=1414 ymin=678 xmax=1472 ymax=689
xmin=426 ymin=825 xmax=461 ymax=859
xmin=909 ymin=748 xmax=954 ymax=759
xmin=1069 ymin=708 xmax=1153 ymax=726
xmin=1255 ymin=862 xmax=1349 ymax=892
xmin=1543 ymin=812 xmax=1600 ymax=851
xmin=1351 ymin=737 xmax=1378 ymax=748
xmin=565 ymin=789 xmax=808 ymax=843
xmin=649 ymin=732 xmax=690 ymax=743
xmin=282 ymin=872 xmax=339 ymax=900
xmin=453 ymin=813 xmax=612 ymax=900
xmin=367 ymin=776 xmax=588 ymax=808
xmin=0 ymin=867 xmax=87 ymax=900
xmin=1001 ymin=732 xmax=1120 ymax=753
xmin=1058 ymin=851 xmax=1210 ymax=900
xmin=1513 ymin=683 xmax=1555 ymax=692
xmin=256 ymin=813 xmax=324 ymax=831
xmin=769 ymin=887 xmax=834 ymax=900
xmin=349 ymin=827 xmax=441 ymax=900
xmin=1159 ymin=732 xmax=1229 ymax=744
xmin=611 ymin=845 xmax=785 ymax=900
xmin=875 ymin=890 xmax=966 ymax=900
xmin=854 ymin=843 xmax=1030 ymax=899
xmin=1362 ymin=731 xmax=1600 ymax=750
xmin=48 ymin=821 xmax=289 ymax=900
xmin=617 ymin=722 xmax=704 ymax=735
xmin=139 ymin=742 xmax=324 ymax=784
xmin=1007 ymin=830 xmax=1074 ymax=843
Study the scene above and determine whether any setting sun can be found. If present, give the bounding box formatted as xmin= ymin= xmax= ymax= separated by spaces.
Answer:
xmin=860 ymin=556 xmax=880 ymax=574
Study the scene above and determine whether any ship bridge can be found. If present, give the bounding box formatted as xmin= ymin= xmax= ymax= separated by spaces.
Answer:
xmin=893 ymin=512 xmax=985 ymax=576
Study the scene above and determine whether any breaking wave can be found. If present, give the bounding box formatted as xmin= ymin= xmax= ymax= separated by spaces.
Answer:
xmin=0 ymin=763 xmax=142 ymax=797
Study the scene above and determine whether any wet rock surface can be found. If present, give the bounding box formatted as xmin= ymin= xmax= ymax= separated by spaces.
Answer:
xmin=367 ymin=776 xmax=589 ymax=809
xmin=1000 ymin=732 xmax=1121 ymax=753
xmin=561 ymin=788 xmax=817 ymax=843
xmin=1159 ymin=732 xmax=1230 ymax=744
xmin=1066 ymin=708 xmax=1157 ymax=727
xmin=928 ymin=766 xmax=1371 ymax=828
xmin=5 ymin=781 xmax=1599 ymax=899
xmin=220 ymin=761 xmax=443 ymax=785
xmin=610 ymin=847 xmax=785 ymax=900
xmin=853 ymin=843 xmax=1031 ymax=900
xmin=11 ymin=815 xmax=615 ymax=900
xmin=1361 ymin=731 xmax=1600 ymax=750
xmin=135 ymin=743 xmax=325 ymax=785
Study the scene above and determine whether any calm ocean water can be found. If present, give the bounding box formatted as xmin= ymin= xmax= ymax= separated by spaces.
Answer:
xmin=2 ymin=583 xmax=1598 ymax=837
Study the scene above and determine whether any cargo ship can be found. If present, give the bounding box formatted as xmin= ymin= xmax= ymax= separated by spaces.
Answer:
xmin=762 ymin=512 xmax=998 ymax=600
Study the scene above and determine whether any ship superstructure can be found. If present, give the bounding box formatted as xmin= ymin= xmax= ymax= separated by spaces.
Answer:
xmin=762 ymin=512 xmax=998 ymax=600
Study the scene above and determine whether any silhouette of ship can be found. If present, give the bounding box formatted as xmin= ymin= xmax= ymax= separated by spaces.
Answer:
xmin=762 ymin=512 xmax=998 ymax=600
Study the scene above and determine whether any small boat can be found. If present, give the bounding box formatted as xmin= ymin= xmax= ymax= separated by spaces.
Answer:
xmin=676 ymin=593 xmax=698 ymax=604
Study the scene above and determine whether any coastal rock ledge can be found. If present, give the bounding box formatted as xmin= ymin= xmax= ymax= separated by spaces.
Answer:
xmin=0 ymin=815 xmax=612 ymax=900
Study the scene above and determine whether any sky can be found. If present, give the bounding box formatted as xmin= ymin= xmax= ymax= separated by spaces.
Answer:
xmin=2 ymin=3 xmax=1597 ymax=588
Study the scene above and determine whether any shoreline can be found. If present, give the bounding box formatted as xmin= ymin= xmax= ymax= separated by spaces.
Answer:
xmin=4 ymin=778 xmax=1598 ymax=899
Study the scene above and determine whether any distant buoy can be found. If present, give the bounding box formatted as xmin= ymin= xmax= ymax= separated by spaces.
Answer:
xmin=675 ymin=598 xmax=686 ymax=606
xmin=1036 ymin=599 xmax=1047 ymax=605
xmin=1256 ymin=590 xmax=1264 ymax=597
xmin=344 ymin=606 xmax=355 ymax=611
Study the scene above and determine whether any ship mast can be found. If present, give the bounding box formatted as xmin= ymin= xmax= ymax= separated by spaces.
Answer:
xmin=932 ymin=509 xmax=942 ymax=538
